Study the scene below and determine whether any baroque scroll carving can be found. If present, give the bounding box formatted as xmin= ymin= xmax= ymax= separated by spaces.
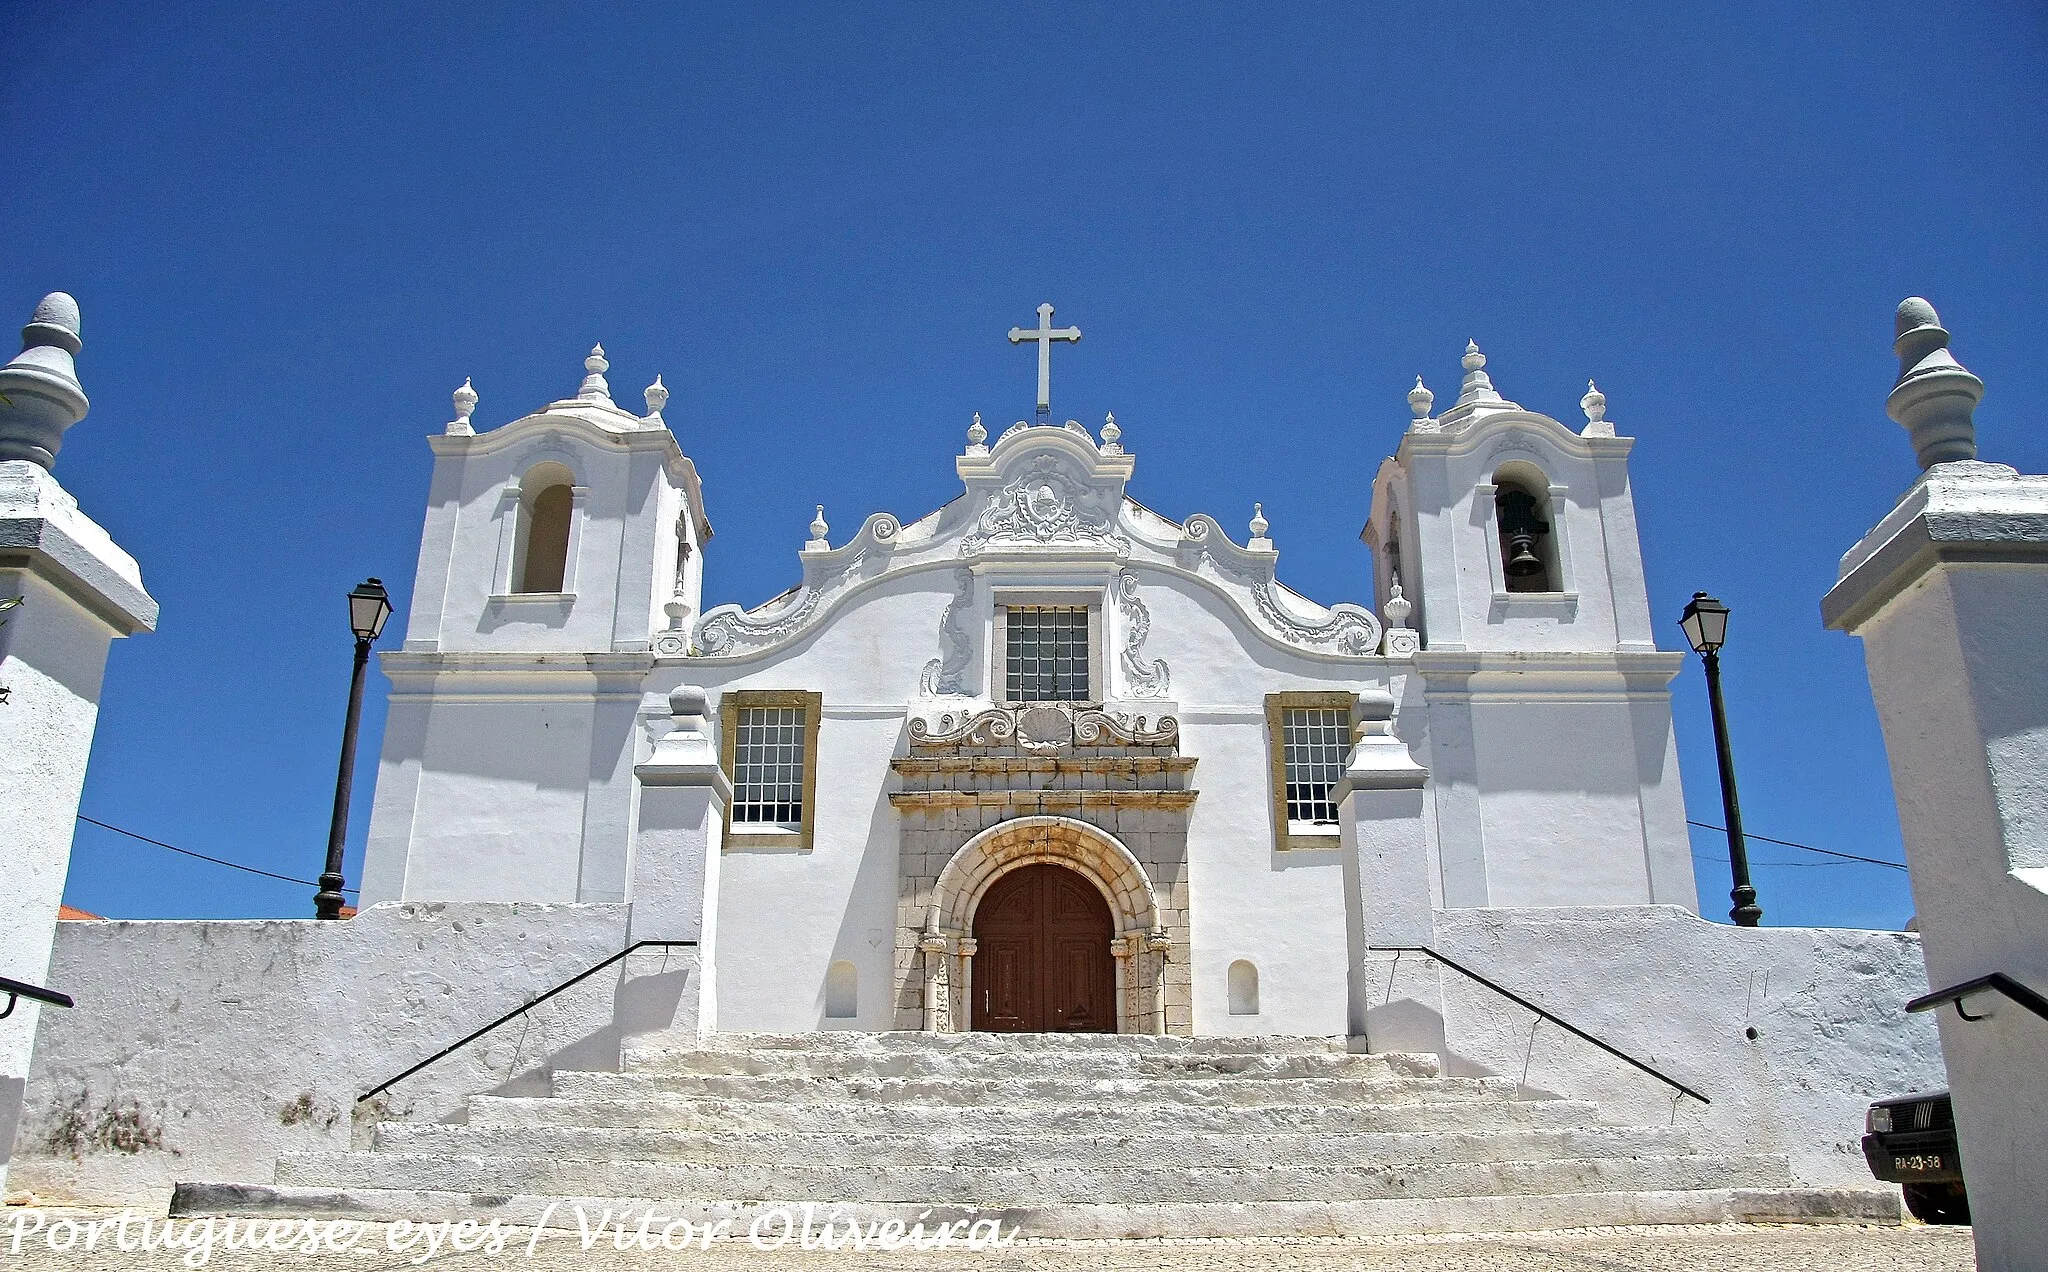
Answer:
xmin=918 ymin=568 xmax=976 ymax=697
xmin=1115 ymin=570 xmax=1169 ymax=698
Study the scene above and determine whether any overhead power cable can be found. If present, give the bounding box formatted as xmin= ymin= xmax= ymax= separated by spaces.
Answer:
xmin=75 ymin=814 xmax=358 ymax=893
xmin=1685 ymin=819 xmax=1907 ymax=871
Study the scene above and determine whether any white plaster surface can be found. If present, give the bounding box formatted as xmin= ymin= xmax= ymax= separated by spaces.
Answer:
xmin=1825 ymin=456 xmax=2048 ymax=1270
xmin=11 ymin=903 xmax=629 ymax=1207
xmin=1426 ymin=906 xmax=1944 ymax=1188
xmin=0 ymin=461 xmax=155 ymax=1193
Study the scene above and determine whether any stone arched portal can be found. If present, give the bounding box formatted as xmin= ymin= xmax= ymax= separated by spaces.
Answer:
xmin=916 ymin=816 xmax=1173 ymax=1034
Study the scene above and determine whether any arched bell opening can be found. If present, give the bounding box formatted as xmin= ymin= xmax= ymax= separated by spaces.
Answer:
xmin=1492 ymin=461 xmax=1559 ymax=593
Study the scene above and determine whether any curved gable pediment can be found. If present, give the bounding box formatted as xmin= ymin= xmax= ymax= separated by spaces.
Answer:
xmin=688 ymin=423 xmax=1387 ymax=666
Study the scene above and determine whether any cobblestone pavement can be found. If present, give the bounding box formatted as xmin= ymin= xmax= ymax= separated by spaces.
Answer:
xmin=0 ymin=1213 xmax=1974 ymax=1272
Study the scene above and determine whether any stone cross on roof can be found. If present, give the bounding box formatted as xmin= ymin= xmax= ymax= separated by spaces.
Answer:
xmin=1008 ymin=302 xmax=1080 ymax=419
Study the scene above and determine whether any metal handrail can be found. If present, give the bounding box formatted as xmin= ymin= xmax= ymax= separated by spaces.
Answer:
xmin=358 ymin=939 xmax=697 ymax=1103
xmin=0 ymin=974 xmax=74 ymax=1019
xmin=1907 ymin=972 xmax=2048 ymax=1023
xmin=1369 ymin=945 xmax=1710 ymax=1104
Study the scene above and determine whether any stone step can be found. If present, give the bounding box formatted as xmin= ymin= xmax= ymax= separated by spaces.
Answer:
xmin=276 ymin=1151 xmax=1794 ymax=1205
xmin=465 ymin=1092 xmax=1607 ymax=1136
xmin=372 ymin=1122 xmax=1692 ymax=1169
xmin=172 ymin=1181 xmax=1903 ymax=1240
xmin=624 ymin=1045 xmax=1439 ymax=1082
xmin=698 ymin=1031 xmax=1358 ymax=1057
xmin=549 ymin=1070 xmax=1522 ymax=1108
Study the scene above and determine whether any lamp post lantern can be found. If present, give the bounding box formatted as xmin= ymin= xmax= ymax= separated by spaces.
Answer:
xmin=1679 ymin=591 xmax=1762 ymax=927
xmin=316 ymin=577 xmax=392 ymax=920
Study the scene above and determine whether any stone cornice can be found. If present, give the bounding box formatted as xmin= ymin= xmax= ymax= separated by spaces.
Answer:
xmin=1396 ymin=408 xmax=1634 ymax=464
xmin=429 ymin=407 xmax=712 ymax=544
xmin=0 ymin=465 xmax=156 ymax=634
xmin=1411 ymin=649 xmax=1685 ymax=700
xmin=1823 ymin=460 xmax=2048 ymax=633
xmin=889 ymin=789 xmax=1199 ymax=814
xmin=378 ymin=649 xmax=655 ymax=692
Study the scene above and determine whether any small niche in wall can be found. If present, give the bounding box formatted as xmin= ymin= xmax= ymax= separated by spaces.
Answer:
xmin=1227 ymin=959 xmax=1260 ymax=1015
xmin=825 ymin=960 xmax=858 ymax=1019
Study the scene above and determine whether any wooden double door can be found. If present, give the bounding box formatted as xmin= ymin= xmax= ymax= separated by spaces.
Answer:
xmin=971 ymin=863 xmax=1116 ymax=1033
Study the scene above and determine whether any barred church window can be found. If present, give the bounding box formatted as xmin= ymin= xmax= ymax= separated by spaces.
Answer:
xmin=733 ymin=707 xmax=804 ymax=825
xmin=1004 ymin=605 xmax=1090 ymax=702
xmin=719 ymin=690 xmax=823 ymax=849
xmin=1264 ymin=692 xmax=1357 ymax=850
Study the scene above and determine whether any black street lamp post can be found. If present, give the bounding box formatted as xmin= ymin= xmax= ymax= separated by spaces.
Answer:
xmin=1679 ymin=591 xmax=1762 ymax=927
xmin=316 ymin=577 xmax=393 ymax=920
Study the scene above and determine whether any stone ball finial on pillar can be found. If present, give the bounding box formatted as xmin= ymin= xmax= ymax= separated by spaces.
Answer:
xmin=0 ymin=292 xmax=89 ymax=469
xmin=1888 ymin=297 xmax=1984 ymax=470
xmin=669 ymin=684 xmax=710 ymax=728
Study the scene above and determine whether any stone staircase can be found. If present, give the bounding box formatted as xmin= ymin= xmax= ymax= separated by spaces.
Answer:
xmin=174 ymin=1033 xmax=1898 ymax=1238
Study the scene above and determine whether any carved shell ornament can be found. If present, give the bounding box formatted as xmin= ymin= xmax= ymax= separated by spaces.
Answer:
xmin=962 ymin=456 xmax=1122 ymax=555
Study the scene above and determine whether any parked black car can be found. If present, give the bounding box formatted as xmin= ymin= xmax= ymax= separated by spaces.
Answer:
xmin=1864 ymin=1089 xmax=1969 ymax=1224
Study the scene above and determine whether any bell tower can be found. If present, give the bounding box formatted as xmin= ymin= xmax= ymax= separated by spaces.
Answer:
xmin=358 ymin=347 xmax=711 ymax=907
xmin=1363 ymin=343 xmax=1695 ymax=911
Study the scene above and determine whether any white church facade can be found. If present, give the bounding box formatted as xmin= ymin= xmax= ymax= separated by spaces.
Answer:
xmin=360 ymin=311 xmax=1695 ymax=1039
xmin=9 ymin=297 xmax=1956 ymax=1230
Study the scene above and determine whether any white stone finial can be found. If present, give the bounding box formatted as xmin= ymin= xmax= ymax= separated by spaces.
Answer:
xmin=806 ymin=504 xmax=830 ymax=551
xmin=1408 ymin=376 xmax=1434 ymax=420
xmin=1454 ymin=339 xmax=1504 ymax=408
xmin=644 ymin=374 xmax=668 ymax=420
xmin=0 ymin=291 xmax=89 ymax=469
xmin=577 ymin=344 xmax=612 ymax=402
xmin=663 ymin=593 xmax=693 ymax=633
xmin=1581 ymin=379 xmax=1606 ymax=423
xmin=1889 ymin=296 xmax=1984 ymax=469
xmin=1385 ymin=573 xmax=1413 ymax=627
xmin=669 ymin=683 xmax=710 ymax=725
xmin=447 ymin=377 xmax=478 ymax=435
xmin=1248 ymin=502 xmax=1272 ymax=550
xmin=647 ymin=683 xmax=723 ymax=771
xmin=1100 ymin=410 xmax=1122 ymax=453
xmin=1380 ymin=570 xmax=1421 ymax=657
xmin=966 ymin=412 xmax=986 ymax=449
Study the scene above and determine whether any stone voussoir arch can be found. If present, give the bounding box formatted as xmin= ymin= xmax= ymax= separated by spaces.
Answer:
xmin=928 ymin=815 xmax=1160 ymax=939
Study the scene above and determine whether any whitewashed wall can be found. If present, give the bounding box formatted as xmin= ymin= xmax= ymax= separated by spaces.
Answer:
xmin=1428 ymin=906 xmax=1944 ymax=1187
xmin=11 ymin=903 xmax=632 ymax=1207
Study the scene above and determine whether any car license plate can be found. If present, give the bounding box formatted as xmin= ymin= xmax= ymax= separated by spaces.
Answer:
xmin=1894 ymin=1153 xmax=1948 ymax=1174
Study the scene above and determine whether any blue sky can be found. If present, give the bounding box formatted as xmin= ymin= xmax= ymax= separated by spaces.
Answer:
xmin=6 ymin=3 xmax=2044 ymax=927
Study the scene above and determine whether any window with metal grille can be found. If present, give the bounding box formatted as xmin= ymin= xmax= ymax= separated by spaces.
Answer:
xmin=1282 ymin=708 xmax=1349 ymax=826
xmin=732 ymin=706 xmax=806 ymax=826
xmin=1005 ymin=606 xmax=1090 ymax=702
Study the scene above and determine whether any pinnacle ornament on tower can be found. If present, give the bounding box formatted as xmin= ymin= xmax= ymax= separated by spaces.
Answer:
xmin=966 ymin=412 xmax=987 ymax=453
xmin=806 ymin=504 xmax=830 ymax=552
xmin=577 ymin=345 xmax=612 ymax=403
xmin=447 ymin=378 xmax=478 ymax=435
xmin=1888 ymin=297 xmax=1984 ymax=470
xmin=644 ymin=375 xmax=668 ymax=422
xmin=0 ymin=292 xmax=88 ymax=469
xmin=1580 ymin=379 xmax=1613 ymax=438
xmin=1408 ymin=376 xmax=1435 ymax=424
xmin=1455 ymin=341 xmax=1503 ymax=409
xmin=1100 ymin=411 xmax=1122 ymax=454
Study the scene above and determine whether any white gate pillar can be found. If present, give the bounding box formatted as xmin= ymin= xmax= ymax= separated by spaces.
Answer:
xmin=1335 ymin=689 xmax=1442 ymax=1056
xmin=621 ymin=686 xmax=727 ymax=1048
